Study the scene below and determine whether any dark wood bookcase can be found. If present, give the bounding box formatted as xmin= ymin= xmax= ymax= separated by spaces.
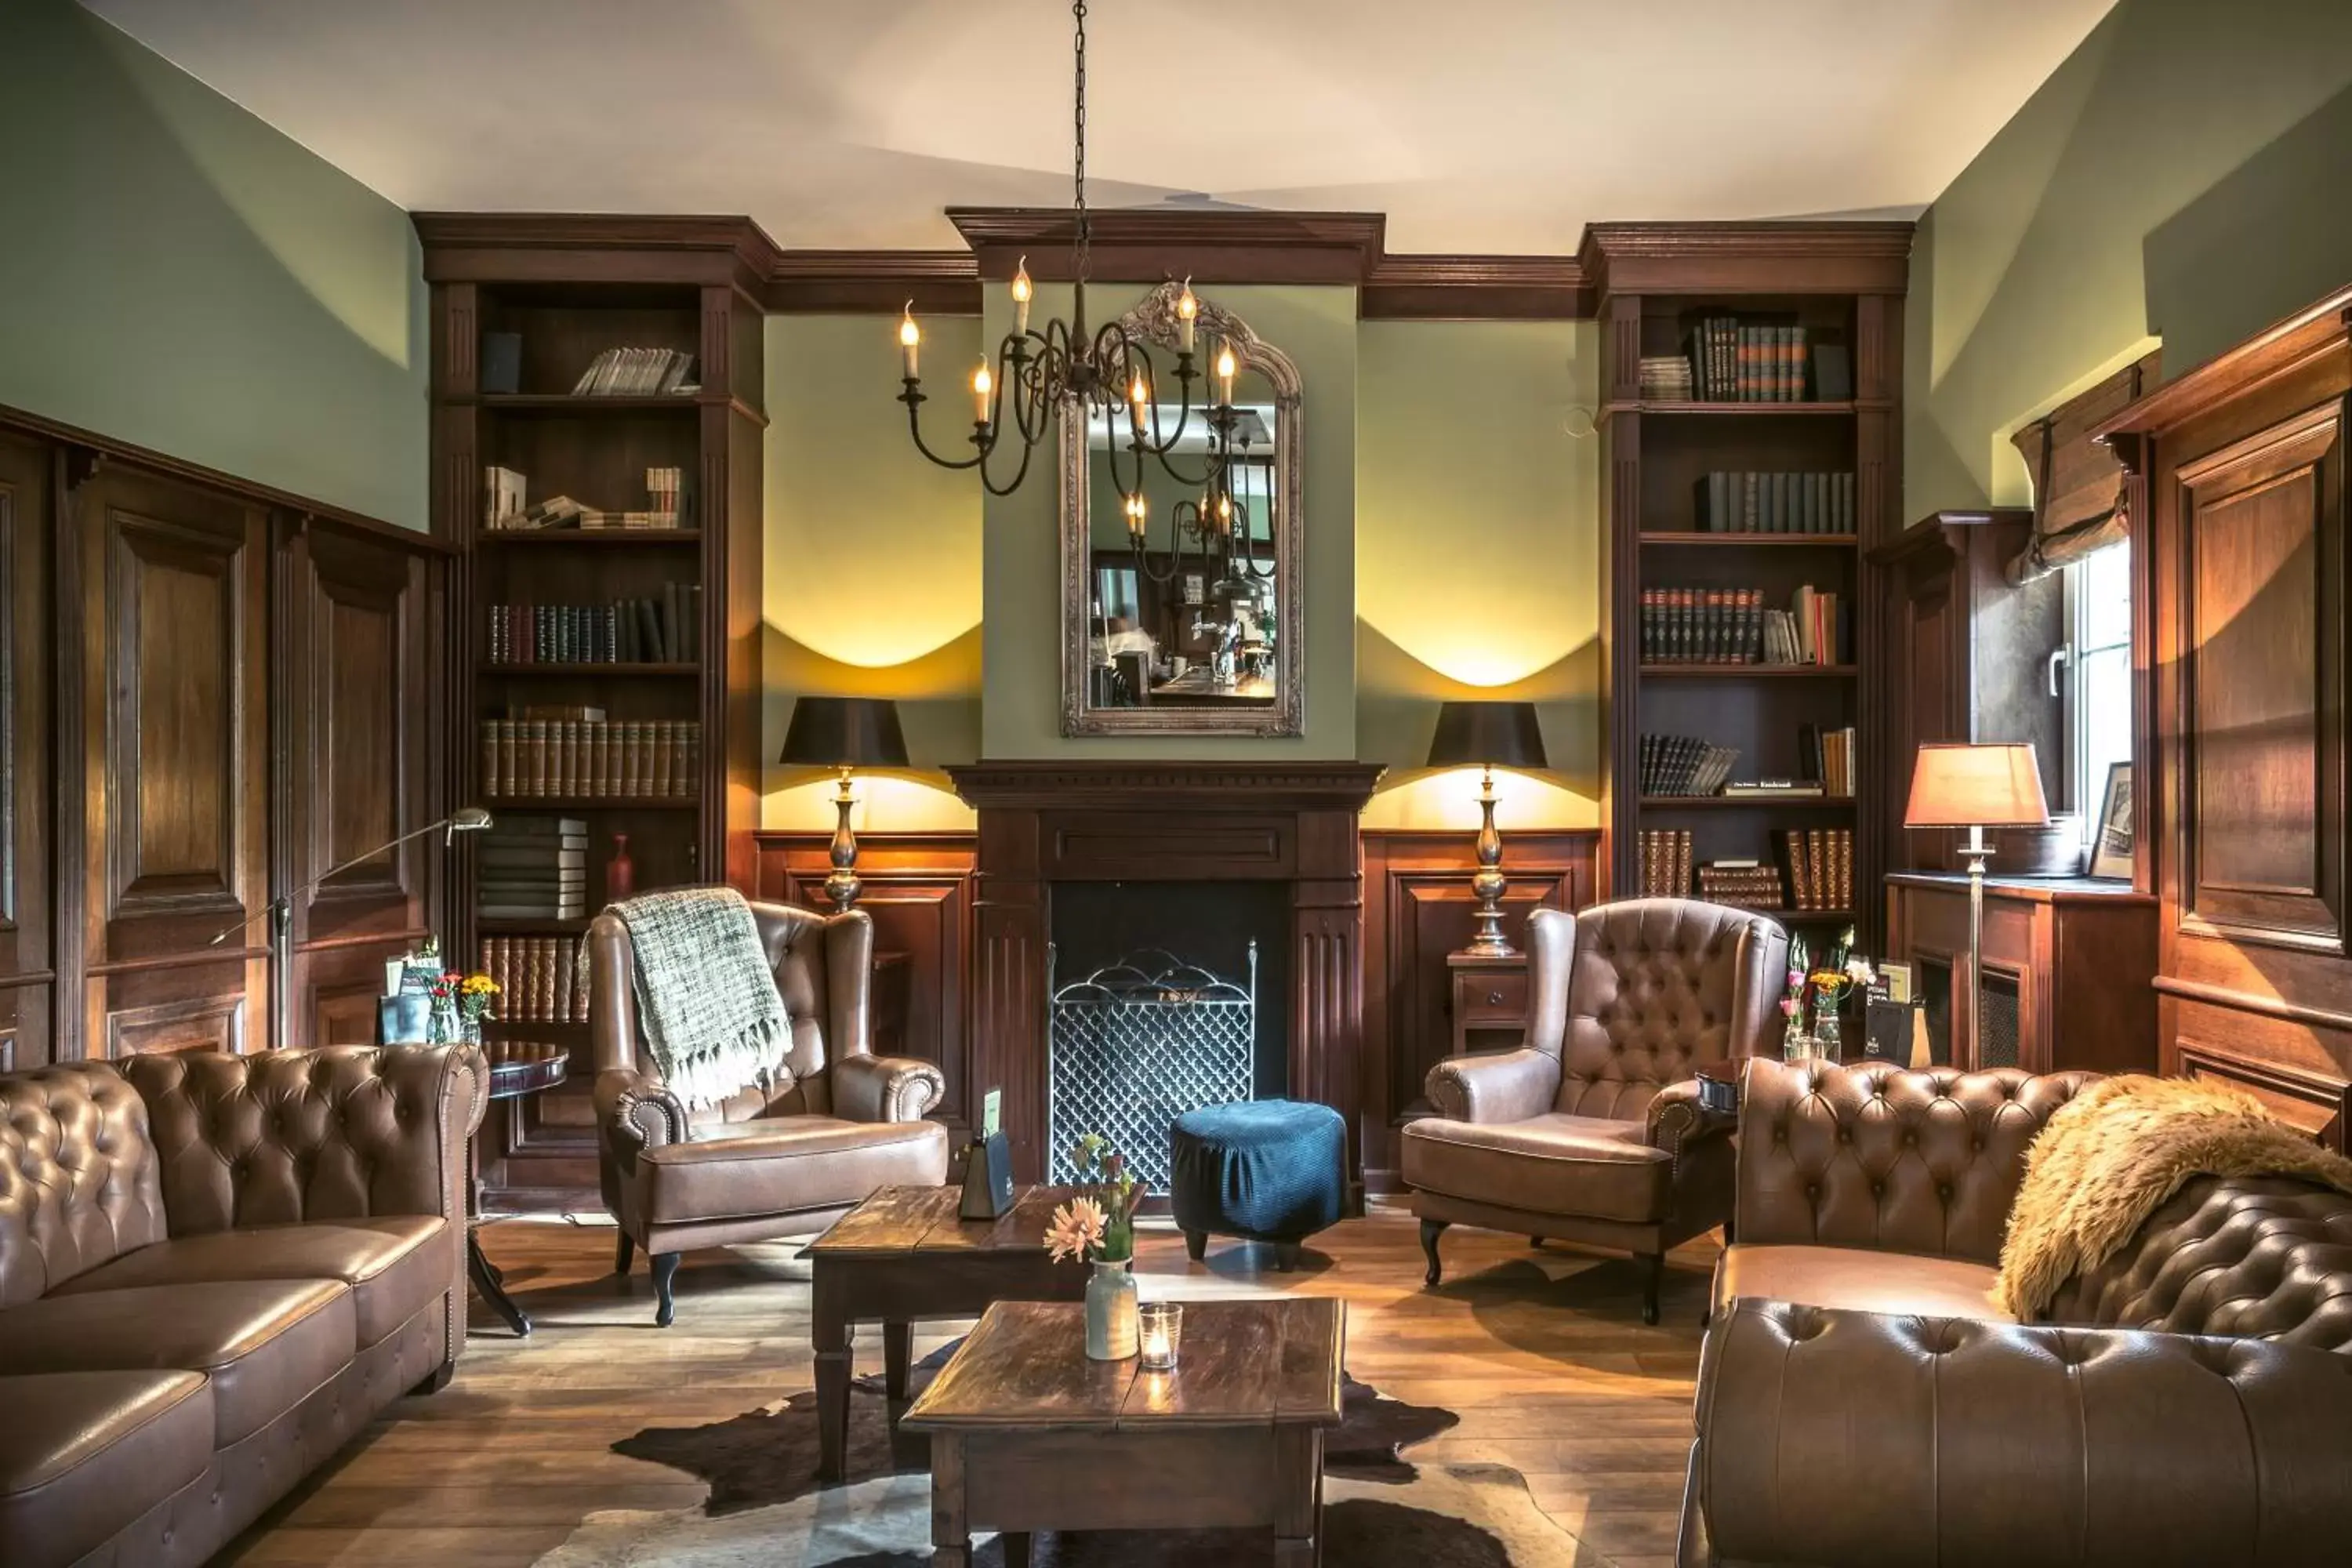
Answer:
xmin=419 ymin=216 xmax=769 ymax=1200
xmin=1586 ymin=223 xmax=1910 ymax=955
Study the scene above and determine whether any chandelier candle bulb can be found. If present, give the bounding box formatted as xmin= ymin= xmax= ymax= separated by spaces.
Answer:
xmin=898 ymin=304 xmax=920 ymax=379
xmin=1011 ymin=256 xmax=1033 ymax=336
xmin=971 ymin=361 xmax=993 ymax=423
xmin=1215 ymin=343 xmax=1238 ymax=404
xmin=1176 ymin=281 xmax=1199 ymax=352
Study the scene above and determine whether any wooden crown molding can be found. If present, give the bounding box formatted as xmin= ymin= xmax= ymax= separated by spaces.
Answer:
xmin=2096 ymin=282 xmax=2352 ymax=441
xmin=412 ymin=212 xmax=1915 ymax=321
xmin=946 ymin=760 xmax=1386 ymax=812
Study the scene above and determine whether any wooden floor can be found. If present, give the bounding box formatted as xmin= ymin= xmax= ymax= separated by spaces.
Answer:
xmin=222 ymin=1207 xmax=1718 ymax=1567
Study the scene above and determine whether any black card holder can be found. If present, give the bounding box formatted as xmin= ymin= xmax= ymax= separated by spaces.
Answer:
xmin=959 ymin=1131 xmax=1015 ymax=1220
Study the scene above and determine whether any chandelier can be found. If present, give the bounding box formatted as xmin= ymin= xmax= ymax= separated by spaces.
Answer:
xmin=894 ymin=0 xmax=1250 ymax=564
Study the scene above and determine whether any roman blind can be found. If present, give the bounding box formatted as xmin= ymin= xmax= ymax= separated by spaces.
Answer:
xmin=2005 ymin=350 xmax=2160 ymax=584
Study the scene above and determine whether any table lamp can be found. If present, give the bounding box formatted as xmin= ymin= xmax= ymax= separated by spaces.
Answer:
xmin=780 ymin=697 xmax=909 ymax=911
xmin=1427 ymin=701 xmax=1548 ymax=957
xmin=1903 ymin=742 xmax=2049 ymax=1066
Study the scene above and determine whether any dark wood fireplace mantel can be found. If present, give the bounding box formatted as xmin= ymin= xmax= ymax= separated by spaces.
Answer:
xmin=946 ymin=761 xmax=1385 ymax=1193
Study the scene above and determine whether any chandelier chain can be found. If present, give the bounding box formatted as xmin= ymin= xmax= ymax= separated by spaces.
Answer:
xmin=1072 ymin=0 xmax=1089 ymax=283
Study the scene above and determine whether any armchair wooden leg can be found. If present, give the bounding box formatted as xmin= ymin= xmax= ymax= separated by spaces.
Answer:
xmin=614 ymin=1232 xmax=635 ymax=1277
xmin=1184 ymin=1229 xmax=1207 ymax=1262
xmin=651 ymin=1252 xmax=680 ymax=1328
xmin=410 ymin=1362 xmax=456 ymax=1396
xmin=1639 ymin=1250 xmax=1664 ymax=1326
xmin=1420 ymin=1219 xmax=1449 ymax=1287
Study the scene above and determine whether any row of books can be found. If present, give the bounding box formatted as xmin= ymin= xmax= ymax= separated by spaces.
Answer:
xmin=1639 ymin=586 xmax=1849 ymax=666
xmin=1697 ymin=862 xmax=1787 ymax=911
xmin=571 ymin=347 xmax=699 ymax=397
xmin=482 ymin=465 xmax=689 ymax=532
xmin=481 ymin=715 xmax=702 ymax=800
xmin=1806 ymin=726 xmax=1858 ymax=797
xmin=1693 ymin=471 xmax=1856 ymax=533
xmin=1637 ymin=355 xmax=1694 ymax=401
xmin=1639 ymin=733 xmax=1739 ymax=797
xmin=486 ymin=586 xmax=701 ymax=665
xmin=1779 ymin=827 xmax=1856 ymax=911
xmin=1685 ymin=314 xmax=1846 ymax=402
xmin=1638 ymin=830 xmax=1695 ymax=898
xmin=477 ymin=817 xmax=587 ymax=921
xmin=477 ymin=934 xmax=590 ymax=1023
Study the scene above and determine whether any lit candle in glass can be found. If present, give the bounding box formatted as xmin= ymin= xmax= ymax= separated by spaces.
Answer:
xmin=1175 ymin=279 xmax=1198 ymax=354
xmin=898 ymin=303 xmax=920 ymax=379
xmin=1138 ymin=1301 xmax=1181 ymax=1370
xmin=971 ymin=361 xmax=993 ymax=424
xmin=1011 ymin=256 xmax=1033 ymax=336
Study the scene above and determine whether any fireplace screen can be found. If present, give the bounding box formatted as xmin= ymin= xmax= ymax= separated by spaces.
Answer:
xmin=1047 ymin=944 xmax=1258 ymax=1193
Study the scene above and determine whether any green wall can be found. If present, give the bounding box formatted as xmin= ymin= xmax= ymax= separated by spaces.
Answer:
xmin=1906 ymin=0 xmax=2352 ymax=515
xmin=1355 ymin=320 xmax=1602 ymax=829
xmin=0 ymin=0 xmax=428 ymax=528
xmin=979 ymin=283 xmax=1359 ymax=759
xmin=763 ymin=313 xmax=983 ymax=831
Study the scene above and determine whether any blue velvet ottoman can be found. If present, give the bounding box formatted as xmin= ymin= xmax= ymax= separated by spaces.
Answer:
xmin=1167 ymin=1099 xmax=1346 ymax=1270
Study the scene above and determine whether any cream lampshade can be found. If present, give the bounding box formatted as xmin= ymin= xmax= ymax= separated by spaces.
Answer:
xmin=1904 ymin=742 xmax=2049 ymax=1069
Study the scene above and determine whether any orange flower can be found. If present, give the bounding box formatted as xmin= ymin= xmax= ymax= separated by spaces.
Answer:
xmin=1044 ymin=1196 xmax=1109 ymax=1264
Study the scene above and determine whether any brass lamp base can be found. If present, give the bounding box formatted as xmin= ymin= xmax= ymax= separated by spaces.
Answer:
xmin=1464 ymin=764 xmax=1514 ymax=957
xmin=825 ymin=770 xmax=862 ymax=912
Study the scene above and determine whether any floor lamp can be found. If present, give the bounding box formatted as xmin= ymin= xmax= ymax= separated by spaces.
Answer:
xmin=1903 ymin=743 xmax=2049 ymax=1068
xmin=207 ymin=808 xmax=494 ymax=1054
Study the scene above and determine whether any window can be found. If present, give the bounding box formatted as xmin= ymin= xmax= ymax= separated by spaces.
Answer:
xmin=2063 ymin=540 xmax=2132 ymax=854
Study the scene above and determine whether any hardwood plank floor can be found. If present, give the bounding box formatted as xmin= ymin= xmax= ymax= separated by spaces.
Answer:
xmin=222 ymin=1207 xmax=1718 ymax=1567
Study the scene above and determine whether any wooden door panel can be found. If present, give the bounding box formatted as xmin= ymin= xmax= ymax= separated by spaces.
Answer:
xmin=2177 ymin=405 xmax=2342 ymax=952
xmin=0 ymin=434 xmax=53 ymax=1065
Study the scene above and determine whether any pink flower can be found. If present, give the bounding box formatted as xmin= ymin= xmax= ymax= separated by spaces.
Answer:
xmin=1044 ymin=1196 xmax=1109 ymax=1264
xmin=1780 ymin=997 xmax=1798 ymax=1017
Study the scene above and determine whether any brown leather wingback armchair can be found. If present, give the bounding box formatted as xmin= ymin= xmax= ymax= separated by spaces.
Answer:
xmin=1403 ymin=898 xmax=1788 ymax=1323
xmin=1681 ymin=1056 xmax=2352 ymax=1566
xmin=590 ymin=898 xmax=949 ymax=1325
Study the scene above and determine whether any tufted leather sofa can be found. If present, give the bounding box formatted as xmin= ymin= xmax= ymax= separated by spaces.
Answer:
xmin=1681 ymin=1057 xmax=2352 ymax=1565
xmin=1403 ymin=898 xmax=1788 ymax=1322
xmin=0 ymin=1044 xmax=486 ymax=1568
xmin=590 ymin=898 xmax=949 ymax=1325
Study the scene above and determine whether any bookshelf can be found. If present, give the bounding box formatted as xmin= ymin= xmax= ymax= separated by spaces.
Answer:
xmin=419 ymin=217 xmax=768 ymax=1200
xmin=1587 ymin=223 xmax=1910 ymax=956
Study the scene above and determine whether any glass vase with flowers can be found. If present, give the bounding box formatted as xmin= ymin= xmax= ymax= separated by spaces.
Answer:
xmin=1778 ymin=933 xmax=1813 ymax=1059
xmin=1804 ymin=928 xmax=1875 ymax=1063
xmin=429 ymin=971 xmax=500 ymax=1045
xmin=1044 ymin=1133 xmax=1145 ymax=1359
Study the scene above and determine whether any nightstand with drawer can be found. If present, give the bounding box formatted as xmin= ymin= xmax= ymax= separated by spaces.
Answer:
xmin=1447 ymin=949 xmax=1531 ymax=1056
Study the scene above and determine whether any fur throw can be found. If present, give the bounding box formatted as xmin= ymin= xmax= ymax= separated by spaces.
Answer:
xmin=1994 ymin=1073 xmax=2352 ymax=1319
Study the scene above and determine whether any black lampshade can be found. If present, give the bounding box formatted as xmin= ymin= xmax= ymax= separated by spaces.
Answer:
xmin=1426 ymin=701 xmax=1548 ymax=771
xmin=779 ymin=697 xmax=909 ymax=769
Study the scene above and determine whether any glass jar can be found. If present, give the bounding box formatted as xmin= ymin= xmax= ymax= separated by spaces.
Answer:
xmin=1085 ymin=1258 xmax=1138 ymax=1360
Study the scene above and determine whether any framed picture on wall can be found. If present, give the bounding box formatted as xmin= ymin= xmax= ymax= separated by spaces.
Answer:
xmin=2090 ymin=761 xmax=2133 ymax=879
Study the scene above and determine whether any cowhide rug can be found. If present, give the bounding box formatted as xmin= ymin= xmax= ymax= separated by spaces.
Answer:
xmin=562 ymin=1347 xmax=1575 ymax=1565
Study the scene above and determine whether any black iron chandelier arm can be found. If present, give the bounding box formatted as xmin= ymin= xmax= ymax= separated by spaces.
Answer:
xmin=898 ymin=385 xmax=989 ymax=472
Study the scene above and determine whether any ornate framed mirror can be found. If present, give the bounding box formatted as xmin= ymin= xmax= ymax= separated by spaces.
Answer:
xmin=1058 ymin=281 xmax=1304 ymax=736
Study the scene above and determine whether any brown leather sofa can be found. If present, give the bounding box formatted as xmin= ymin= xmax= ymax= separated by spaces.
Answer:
xmin=1682 ymin=1057 xmax=2352 ymax=1566
xmin=590 ymin=898 xmax=950 ymax=1325
xmin=1404 ymin=898 xmax=1788 ymax=1322
xmin=0 ymin=1044 xmax=486 ymax=1568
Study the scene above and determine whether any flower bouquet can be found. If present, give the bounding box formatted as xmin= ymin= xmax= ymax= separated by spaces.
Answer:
xmin=1047 ymin=1133 xmax=1145 ymax=1359
xmin=429 ymin=971 xmax=500 ymax=1045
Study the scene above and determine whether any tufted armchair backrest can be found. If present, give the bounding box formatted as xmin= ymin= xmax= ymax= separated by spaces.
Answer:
xmin=1530 ymin=899 xmax=1787 ymax=1122
xmin=0 ymin=1065 xmax=167 ymax=1305
xmin=1737 ymin=1057 xmax=2099 ymax=1263
xmin=590 ymin=896 xmax=875 ymax=1123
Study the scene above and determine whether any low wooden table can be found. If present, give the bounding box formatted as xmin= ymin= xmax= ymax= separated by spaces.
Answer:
xmin=803 ymin=1184 xmax=1087 ymax=1482
xmin=902 ymin=1297 xmax=1345 ymax=1566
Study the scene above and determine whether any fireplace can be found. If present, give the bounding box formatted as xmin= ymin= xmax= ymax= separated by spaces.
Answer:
xmin=947 ymin=761 xmax=1384 ymax=1196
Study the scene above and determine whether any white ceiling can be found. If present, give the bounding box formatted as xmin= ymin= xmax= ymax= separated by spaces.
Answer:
xmin=83 ymin=0 xmax=2118 ymax=255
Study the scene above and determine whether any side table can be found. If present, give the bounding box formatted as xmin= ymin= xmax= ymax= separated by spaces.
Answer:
xmin=1448 ymin=947 xmax=1530 ymax=1056
xmin=469 ymin=1042 xmax=568 ymax=1337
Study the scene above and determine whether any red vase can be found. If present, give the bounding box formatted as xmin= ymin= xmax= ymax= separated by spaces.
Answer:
xmin=605 ymin=833 xmax=636 ymax=903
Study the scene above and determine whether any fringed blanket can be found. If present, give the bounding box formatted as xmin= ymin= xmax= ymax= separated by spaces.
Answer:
xmin=613 ymin=887 xmax=786 ymax=1110
xmin=1994 ymin=1073 xmax=2352 ymax=1319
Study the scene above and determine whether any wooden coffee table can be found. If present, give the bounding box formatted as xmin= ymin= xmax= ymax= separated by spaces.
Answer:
xmin=803 ymin=1184 xmax=1087 ymax=1481
xmin=902 ymin=1297 xmax=1345 ymax=1566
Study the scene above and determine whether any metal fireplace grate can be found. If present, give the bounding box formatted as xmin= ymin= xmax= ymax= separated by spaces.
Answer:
xmin=1047 ymin=944 xmax=1257 ymax=1194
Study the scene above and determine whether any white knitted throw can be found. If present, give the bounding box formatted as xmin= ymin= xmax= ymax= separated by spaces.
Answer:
xmin=613 ymin=887 xmax=787 ymax=1110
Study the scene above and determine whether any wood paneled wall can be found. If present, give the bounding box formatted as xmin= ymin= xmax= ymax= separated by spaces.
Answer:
xmin=0 ymin=406 xmax=447 ymax=1069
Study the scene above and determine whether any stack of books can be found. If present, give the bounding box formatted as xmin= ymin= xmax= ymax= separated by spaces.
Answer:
xmin=1697 ymin=860 xmax=1786 ymax=911
xmin=486 ymin=586 xmax=700 ymax=664
xmin=1777 ymin=827 xmax=1855 ymax=910
xmin=481 ymin=466 xmax=688 ymax=532
xmin=1720 ymin=779 xmax=1827 ymax=798
xmin=1683 ymin=314 xmax=1813 ymax=401
xmin=1801 ymin=724 xmax=1858 ymax=796
xmin=1638 ymin=355 xmax=1694 ymax=401
xmin=1758 ymin=586 xmax=1848 ymax=666
xmin=1640 ymin=733 xmax=1739 ymax=797
xmin=477 ymin=932 xmax=591 ymax=1022
xmin=484 ymin=466 xmax=528 ymax=528
xmin=480 ymin=715 xmax=702 ymax=800
xmin=477 ymin=818 xmax=587 ymax=921
xmin=1638 ymin=829 xmax=1694 ymax=897
xmin=572 ymin=348 xmax=697 ymax=396
xmin=1692 ymin=471 xmax=1856 ymax=532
